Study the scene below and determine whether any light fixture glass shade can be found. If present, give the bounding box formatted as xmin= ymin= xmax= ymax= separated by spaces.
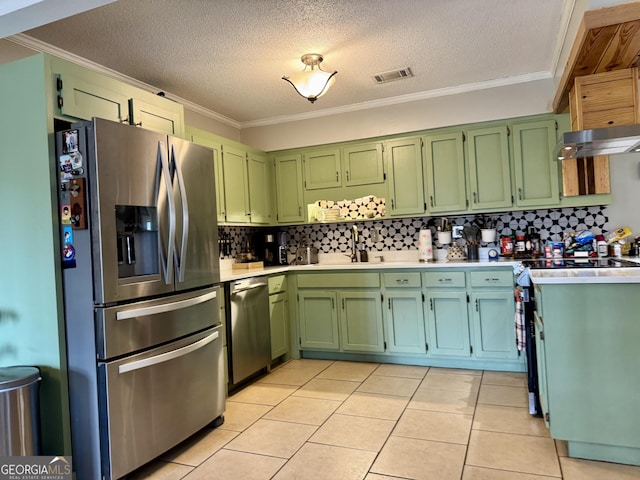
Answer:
xmin=283 ymin=54 xmax=337 ymax=103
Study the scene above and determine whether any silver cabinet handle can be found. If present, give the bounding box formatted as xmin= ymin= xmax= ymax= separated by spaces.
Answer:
xmin=336 ymin=171 xmax=339 ymax=181
xmin=116 ymin=290 xmax=217 ymax=321
xmin=118 ymin=330 xmax=219 ymax=374
xmin=485 ymin=278 xmax=500 ymax=282
xmin=475 ymin=299 xmax=479 ymax=311
xmin=473 ymin=192 xmax=477 ymax=203
xmin=396 ymin=279 xmax=409 ymax=284
xmin=438 ymin=278 xmax=452 ymax=282
xmin=430 ymin=195 xmax=434 ymax=207
xmin=518 ymin=188 xmax=523 ymax=200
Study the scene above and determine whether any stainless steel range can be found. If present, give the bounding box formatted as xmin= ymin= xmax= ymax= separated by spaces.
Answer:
xmin=57 ymin=119 xmax=225 ymax=480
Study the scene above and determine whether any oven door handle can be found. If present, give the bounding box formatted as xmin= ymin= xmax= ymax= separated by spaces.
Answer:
xmin=118 ymin=330 xmax=219 ymax=374
xmin=115 ymin=290 xmax=217 ymax=321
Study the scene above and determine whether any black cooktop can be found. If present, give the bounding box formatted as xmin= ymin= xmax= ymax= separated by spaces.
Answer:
xmin=523 ymin=258 xmax=640 ymax=269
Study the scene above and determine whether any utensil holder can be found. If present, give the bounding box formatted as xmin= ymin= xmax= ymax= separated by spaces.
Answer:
xmin=466 ymin=244 xmax=479 ymax=261
xmin=481 ymin=229 xmax=497 ymax=243
xmin=437 ymin=231 xmax=452 ymax=245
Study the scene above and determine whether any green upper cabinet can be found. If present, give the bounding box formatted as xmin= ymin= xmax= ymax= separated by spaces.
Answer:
xmin=341 ymin=142 xmax=385 ymax=186
xmin=423 ymin=131 xmax=467 ymax=213
xmin=54 ymin=70 xmax=129 ymax=123
xmin=466 ymin=126 xmax=513 ymax=210
xmin=303 ymin=148 xmax=342 ymax=190
xmin=128 ymin=93 xmax=185 ymax=138
xmin=511 ymin=119 xmax=559 ymax=208
xmin=274 ymin=153 xmax=305 ymax=223
xmin=185 ymin=126 xmax=226 ymax=223
xmin=51 ymin=56 xmax=185 ymax=137
xmin=221 ymin=144 xmax=250 ymax=223
xmin=247 ymin=152 xmax=270 ymax=224
xmin=386 ymin=137 xmax=426 ymax=216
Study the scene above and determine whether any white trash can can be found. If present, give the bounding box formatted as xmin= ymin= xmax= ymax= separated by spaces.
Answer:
xmin=0 ymin=366 xmax=41 ymax=455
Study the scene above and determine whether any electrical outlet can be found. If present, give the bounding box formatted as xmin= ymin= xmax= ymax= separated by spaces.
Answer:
xmin=452 ymin=225 xmax=464 ymax=239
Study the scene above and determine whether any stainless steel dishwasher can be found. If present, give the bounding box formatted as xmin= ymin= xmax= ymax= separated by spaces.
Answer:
xmin=226 ymin=277 xmax=270 ymax=390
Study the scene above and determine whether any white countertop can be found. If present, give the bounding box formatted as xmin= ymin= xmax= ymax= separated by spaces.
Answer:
xmin=220 ymin=250 xmax=640 ymax=284
xmin=529 ymin=257 xmax=640 ymax=284
xmin=219 ymin=250 xmax=519 ymax=282
xmin=529 ymin=266 xmax=640 ymax=284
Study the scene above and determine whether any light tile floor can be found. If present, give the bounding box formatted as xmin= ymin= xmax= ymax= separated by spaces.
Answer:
xmin=129 ymin=359 xmax=640 ymax=480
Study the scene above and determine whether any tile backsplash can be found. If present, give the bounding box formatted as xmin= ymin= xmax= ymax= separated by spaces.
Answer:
xmin=218 ymin=206 xmax=609 ymax=259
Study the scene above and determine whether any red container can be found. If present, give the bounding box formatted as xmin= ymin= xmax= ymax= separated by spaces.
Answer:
xmin=500 ymin=236 xmax=514 ymax=256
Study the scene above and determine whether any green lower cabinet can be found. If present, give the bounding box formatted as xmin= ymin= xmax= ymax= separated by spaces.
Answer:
xmin=534 ymin=282 xmax=640 ymax=466
xmin=298 ymin=290 xmax=340 ymax=350
xmin=384 ymin=291 xmax=426 ymax=354
xmin=269 ymin=292 xmax=289 ymax=360
xmin=424 ymin=290 xmax=470 ymax=357
xmin=469 ymin=291 xmax=517 ymax=359
xmin=339 ymin=292 xmax=385 ymax=353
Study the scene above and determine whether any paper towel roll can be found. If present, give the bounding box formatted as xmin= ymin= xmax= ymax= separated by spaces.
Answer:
xmin=418 ymin=229 xmax=433 ymax=262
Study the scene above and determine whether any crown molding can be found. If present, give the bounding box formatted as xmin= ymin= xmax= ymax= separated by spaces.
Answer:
xmin=9 ymin=33 xmax=553 ymax=131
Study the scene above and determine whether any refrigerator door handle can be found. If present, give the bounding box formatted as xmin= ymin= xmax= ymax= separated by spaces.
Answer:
xmin=115 ymin=289 xmax=217 ymax=321
xmin=158 ymin=142 xmax=176 ymax=284
xmin=172 ymin=144 xmax=189 ymax=283
xmin=117 ymin=329 xmax=219 ymax=374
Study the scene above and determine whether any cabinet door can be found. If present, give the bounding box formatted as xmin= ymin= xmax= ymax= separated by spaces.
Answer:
xmin=469 ymin=291 xmax=517 ymax=360
xmin=186 ymin=128 xmax=226 ymax=222
xmin=303 ymin=148 xmax=341 ymax=190
xmin=274 ymin=154 xmax=305 ymax=223
xmin=298 ymin=291 xmax=340 ymax=350
xmin=467 ymin=126 xmax=512 ymax=210
xmin=385 ymin=291 xmax=426 ymax=354
xmin=57 ymin=72 xmax=128 ymax=123
xmin=222 ymin=145 xmax=250 ymax=223
xmin=339 ymin=291 xmax=385 ymax=353
xmin=342 ymin=142 xmax=385 ymax=186
xmin=386 ymin=137 xmax=426 ymax=216
xmin=269 ymin=292 xmax=289 ymax=360
xmin=129 ymin=96 xmax=185 ymax=137
xmin=247 ymin=152 xmax=270 ymax=224
xmin=512 ymin=120 xmax=559 ymax=207
xmin=423 ymin=132 xmax=467 ymax=213
xmin=424 ymin=290 xmax=470 ymax=357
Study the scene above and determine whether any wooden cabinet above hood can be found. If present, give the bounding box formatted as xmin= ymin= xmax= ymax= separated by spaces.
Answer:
xmin=553 ymin=2 xmax=640 ymax=114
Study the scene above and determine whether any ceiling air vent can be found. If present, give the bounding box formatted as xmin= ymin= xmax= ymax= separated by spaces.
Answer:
xmin=372 ymin=67 xmax=413 ymax=84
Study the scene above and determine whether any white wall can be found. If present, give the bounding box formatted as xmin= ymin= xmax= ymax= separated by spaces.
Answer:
xmin=241 ymin=77 xmax=557 ymax=152
xmin=608 ymin=154 xmax=640 ymax=235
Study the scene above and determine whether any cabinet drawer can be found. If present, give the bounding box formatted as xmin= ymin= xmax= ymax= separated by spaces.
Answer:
xmin=383 ymin=272 xmax=421 ymax=288
xmin=423 ymin=271 xmax=465 ymax=288
xmin=297 ymin=273 xmax=380 ymax=289
xmin=469 ymin=270 xmax=513 ymax=288
xmin=268 ymin=274 xmax=287 ymax=294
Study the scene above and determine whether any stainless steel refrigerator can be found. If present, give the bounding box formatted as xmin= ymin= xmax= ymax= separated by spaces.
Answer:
xmin=57 ymin=118 xmax=224 ymax=480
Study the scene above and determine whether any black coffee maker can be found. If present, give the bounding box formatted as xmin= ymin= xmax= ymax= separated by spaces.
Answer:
xmin=263 ymin=232 xmax=288 ymax=266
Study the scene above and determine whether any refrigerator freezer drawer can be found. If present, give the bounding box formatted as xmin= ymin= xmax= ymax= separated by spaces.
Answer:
xmin=98 ymin=326 xmax=225 ymax=480
xmin=95 ymin=286 xmax=219 ymax=359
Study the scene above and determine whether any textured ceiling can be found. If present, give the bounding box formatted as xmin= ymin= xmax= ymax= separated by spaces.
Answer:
xmin=20 ymin=0 xmax=569 ymax=126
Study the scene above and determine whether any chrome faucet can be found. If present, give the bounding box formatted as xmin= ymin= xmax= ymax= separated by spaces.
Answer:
xmin=350 ymin=225 xmax=359 ymax=262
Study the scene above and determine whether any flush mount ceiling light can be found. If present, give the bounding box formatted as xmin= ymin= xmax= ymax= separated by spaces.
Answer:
xmin=282 ymin=53 xmax=337 ymax=103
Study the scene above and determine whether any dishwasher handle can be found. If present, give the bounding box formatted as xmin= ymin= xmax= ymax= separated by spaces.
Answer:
xmin=232 ymin=281 xmax=267 ymax=293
